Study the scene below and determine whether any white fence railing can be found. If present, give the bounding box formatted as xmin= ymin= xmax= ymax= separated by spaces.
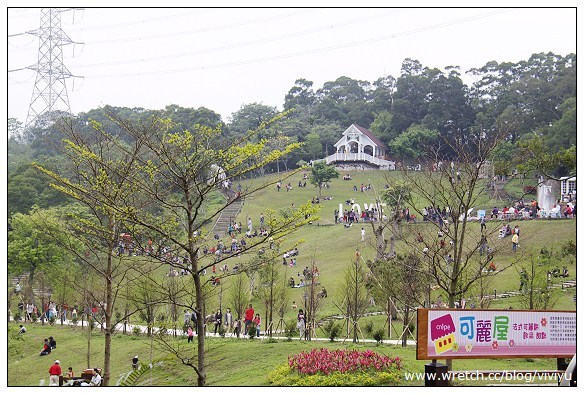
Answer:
xmin=319 ymin=152 xmax=395 ymax=169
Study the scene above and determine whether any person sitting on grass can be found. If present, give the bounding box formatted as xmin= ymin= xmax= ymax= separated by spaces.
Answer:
xmin=40 ymin=338 xmax=51 ymax=356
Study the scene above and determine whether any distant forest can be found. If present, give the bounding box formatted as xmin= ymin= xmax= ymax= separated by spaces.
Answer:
xmin=8 ymin=52 xmax=576 ymax=216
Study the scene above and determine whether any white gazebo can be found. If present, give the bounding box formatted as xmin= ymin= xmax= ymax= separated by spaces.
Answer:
xmin=320 ymin=124 xmax=395 ymax=169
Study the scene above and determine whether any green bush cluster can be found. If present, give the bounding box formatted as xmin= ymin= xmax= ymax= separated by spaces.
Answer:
xmin=268 ymin=365 xmax=401 ymax=386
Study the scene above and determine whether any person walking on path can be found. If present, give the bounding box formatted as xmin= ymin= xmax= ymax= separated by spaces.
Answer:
xmin=297 ymin=309 xmax=306 ymax=340
xmin=361 ymin=227 xmax=365 ymax=242
xmin=187 ymin=326 xmax=194 ymax=343
xmin=214 ymin=309 xmax=222 ymax=335
xmin=244 ymin=304 xmax=254 ymax=335
xmin=224 ymin=308 xmax=233 ymax=335
xmin=183 ymin=309 xmax=191 ymax=330
xmin=252 ymin=313 xmax=261 ymax=337
xmin=48 ymin=360 xmax=62 ymax=386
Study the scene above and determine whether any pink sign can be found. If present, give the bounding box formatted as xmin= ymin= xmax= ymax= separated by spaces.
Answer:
xmin=425 ymin=310 xmax=575 ymax=358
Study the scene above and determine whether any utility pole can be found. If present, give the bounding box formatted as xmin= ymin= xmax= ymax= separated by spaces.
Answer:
xmin=25 ymin=8 xmax=83 ymax=130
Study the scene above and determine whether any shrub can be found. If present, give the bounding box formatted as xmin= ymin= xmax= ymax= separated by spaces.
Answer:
xmin=157 ymin=321 xmax=169 ymax=335
xmin=48 ymin=316 xmax=56 ymax=326
xmin=561 ymin=240 xmax=577 ymax=257
xmin=372 ymin=329 xmax=385 ymax=345
xmin=322 ymin=320 xmax=341 ymax=342
xmin=71 ymin=317 xmax=79 ymax=327
xmin=283 ymin=321 xmax=297 ymax=341
xmin=13 ymin=311 xmax=22 ymax=322
xmin=132 ymin=326 xmax=142 ymax=337
xmin=363 ymin=321 xmax=374 ymax=336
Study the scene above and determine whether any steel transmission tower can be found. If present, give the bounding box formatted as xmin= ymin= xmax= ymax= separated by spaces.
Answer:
xmin=25 ymin=8 xmax=81 ymax=128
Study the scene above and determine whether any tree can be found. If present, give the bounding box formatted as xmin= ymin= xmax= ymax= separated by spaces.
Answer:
xmin=7 ymin=206 xmax=78 ymax=307
xmin=85 ymin=109 xmax=315 ymax=386
xmin=33 ymin=118 xmax=151 ymax=386
xmin=228 ymin=102 xmax=278 ymax=138
xmin=310 ymin=161 xmax=339 ymax=197
xmin=301 ymin=132 xmax=323 ymax=162
xmin=379 ymin=181 xmax=412 ymax=259
xmin=391 ymin=120 xmax=523 ymax=317
xmin=226 ymin=270 xmax=249 ymax=333
xmin=388 ymin=124 xmax=438 ymax=162
xmin=339 ymin=251 xmax=370 ymax=343
xmin=367 ymin=253 xmax=427 ymax=346
xmin=284 ymin=78 xmax=316 ymax=111
xmin=255 ymin=247 xmax=288 ymax=338
xmin=302 ymin=251 xmax=324 ymax=341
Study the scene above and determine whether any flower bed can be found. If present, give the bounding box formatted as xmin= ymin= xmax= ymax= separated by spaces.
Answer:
xmin=269 ymin=348 xmax=403 ymax=386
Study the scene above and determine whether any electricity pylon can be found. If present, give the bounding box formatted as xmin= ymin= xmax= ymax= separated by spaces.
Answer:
xmin=25 ymin=8 xmax=82 ymax=129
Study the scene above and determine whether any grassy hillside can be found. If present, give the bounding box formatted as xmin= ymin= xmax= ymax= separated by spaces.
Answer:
xmin=8 ymin=169 xmax=576 ymax=386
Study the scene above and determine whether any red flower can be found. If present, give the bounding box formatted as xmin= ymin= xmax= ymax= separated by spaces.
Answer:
xmin=287 ymin=348 xmax=401 ymax=376
xmin=541 ymin=318 xmax=547 ymax=327
xmin=492 ymin=341 xmax=499 ymax=350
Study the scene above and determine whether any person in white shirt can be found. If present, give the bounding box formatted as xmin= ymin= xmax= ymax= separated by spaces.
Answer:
xmin=90 ymin=369 xmax=102 ymax=386
xmin=81 ymin=369 xmax=102 ymax=386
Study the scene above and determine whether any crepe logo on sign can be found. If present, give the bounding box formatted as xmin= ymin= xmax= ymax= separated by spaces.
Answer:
xmin=431 ymin=314 xmax=456 ymax=355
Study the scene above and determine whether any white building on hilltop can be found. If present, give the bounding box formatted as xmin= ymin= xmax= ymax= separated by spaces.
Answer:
xmin=319 ymin=124 xmax=395 ymax=170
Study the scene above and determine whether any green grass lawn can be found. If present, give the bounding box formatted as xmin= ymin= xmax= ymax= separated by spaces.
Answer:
xmin=8 ymin=323 xmax=560 ymax=387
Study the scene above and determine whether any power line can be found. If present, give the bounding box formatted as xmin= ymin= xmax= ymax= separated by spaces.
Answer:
xmin=74 ymin=10 xmax=402 ymax=69
xmin=82 ymin=9 xmax=512 ymax=79
xmin=81 ymin=9 xmax=315 ymax=44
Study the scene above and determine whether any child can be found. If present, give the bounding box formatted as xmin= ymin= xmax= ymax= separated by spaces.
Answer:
xmin=253 ymin=314 xmax=261 ymax=337
xmin=67 ymin=367 xmax=74 ymax=378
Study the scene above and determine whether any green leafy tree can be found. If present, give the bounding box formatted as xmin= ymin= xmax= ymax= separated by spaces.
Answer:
xmin=83 ymin=108 xmax=315 ymax=386
xmin=302 ymin=132 xmax=323 ymax=161
xmin=228 ymin=102 xmax=278 ymax=138
xmin=8 ymin=206 xmax=78 ymax=304
xmin=310 ymin=161 xmax=339 ymax=197
xmin=33 ymin=118 xmax=149 ymax=386
xmin=388 ymin=124 xmax=438 ymax=161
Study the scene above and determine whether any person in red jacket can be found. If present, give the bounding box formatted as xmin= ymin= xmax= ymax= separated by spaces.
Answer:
xmin=244 ymin=304 xmax=254 ymax=335
xmin=40 ymin=338 xmax=51 ymax=356
xmin=49 ymin=360 xmax=62 ymax=386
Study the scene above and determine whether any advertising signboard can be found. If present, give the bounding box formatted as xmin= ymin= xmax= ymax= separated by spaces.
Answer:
xmin=417 ymin=309 xmax=576 ymax=359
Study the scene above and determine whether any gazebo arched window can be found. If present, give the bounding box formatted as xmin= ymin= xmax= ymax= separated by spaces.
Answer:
xmin=363 ymin=145 xmax=373 ymax=156
xmin=348 ymin=141 xmax=359 ymax=153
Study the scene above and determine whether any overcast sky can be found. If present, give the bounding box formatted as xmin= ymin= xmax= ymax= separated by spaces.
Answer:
xmin=6 ymin=5 xmax=577 ymax=125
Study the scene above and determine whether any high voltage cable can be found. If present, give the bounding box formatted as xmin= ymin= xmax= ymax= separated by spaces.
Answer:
xmin=75 ymin=10 xmax=403 ymax=69
xmin=65 ymin=9 xmax=207 ymax=32
xmin=81 ymin=9 xmax=512 ymax=79
xmin=81 ymin=9 xmax=315 ymax=43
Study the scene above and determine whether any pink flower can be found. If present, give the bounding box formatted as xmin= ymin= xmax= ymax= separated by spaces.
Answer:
xmin=492 ymin=341 xmax=499 ymax=350
xmin=541 ymin=318 xmax=547 ymax=327
xmin=509 ymin=339 xmax=516 ymax=349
